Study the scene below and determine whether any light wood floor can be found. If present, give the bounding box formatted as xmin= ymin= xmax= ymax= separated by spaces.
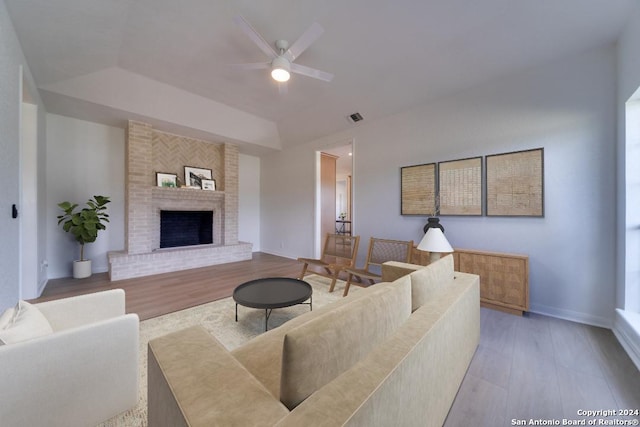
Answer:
xmin=34 ymin=253 xmax=640 ymax=426
xmin=445 ymin=308 xmax=640 ymax=426
xmin=34 ymin=252 xmax=304 ymax=320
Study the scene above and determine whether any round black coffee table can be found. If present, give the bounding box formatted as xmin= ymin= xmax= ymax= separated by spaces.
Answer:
xmin=233 ymin=277 xmax=313 ymax=331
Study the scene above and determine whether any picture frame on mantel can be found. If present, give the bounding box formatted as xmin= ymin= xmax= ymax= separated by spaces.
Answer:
xmin=156 ymin=172 xmax=177 ymax=188
xmin=184 ymin=166 xmax=212 ymax=188
xmin=201 ymin=179 xmax=216 ymax=191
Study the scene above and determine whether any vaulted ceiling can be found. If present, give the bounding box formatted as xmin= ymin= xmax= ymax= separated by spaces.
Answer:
xmin=5 ymin=0 xmax=635 ymax=154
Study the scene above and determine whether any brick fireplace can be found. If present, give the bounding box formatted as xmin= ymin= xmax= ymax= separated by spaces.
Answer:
xmin=108 ymin=121 xmax=252 ymax=281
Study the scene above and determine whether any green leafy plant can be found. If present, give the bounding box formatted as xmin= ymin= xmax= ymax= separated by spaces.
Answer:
xmin=57 ymin=195 xmax=111 ymax=261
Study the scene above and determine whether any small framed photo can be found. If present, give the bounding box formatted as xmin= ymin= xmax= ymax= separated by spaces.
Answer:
xmin=201 ymin=179 xmax=216 ymax=191
xmin=156 ymin=172 xmax=177 ymax=188
xmin=184 ymin=166 xmax=212 ymax=188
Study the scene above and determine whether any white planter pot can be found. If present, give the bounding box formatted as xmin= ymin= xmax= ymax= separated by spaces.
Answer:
xmin=73 ymin=260 xmax=92 ymax=279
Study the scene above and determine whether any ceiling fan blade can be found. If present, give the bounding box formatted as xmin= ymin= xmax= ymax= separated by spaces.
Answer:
xmin=286 ymin=22 xmax=324 ymax=62
xmin=233 ymin=15 xmax=277 ymax=59
xmin=229 ymin=62 xmax=270 ymax=71
xmin=290 ymin=63 xmax=334 ymax=82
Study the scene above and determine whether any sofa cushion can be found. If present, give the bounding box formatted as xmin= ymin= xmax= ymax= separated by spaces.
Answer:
xmin=279 ymin=274 xmax=411 ymax=410
xmin=232 ymin=280 xmax=371 ymax=398
xmin=408 ymin=254 xmax=454 ymax=311
xmin=148 ymin=325 xmax=289 ymax=426
xmin=0 ymin=301 xmax=53 ymax=345
xmin=0 ymin=305 xmax=15 ymax=328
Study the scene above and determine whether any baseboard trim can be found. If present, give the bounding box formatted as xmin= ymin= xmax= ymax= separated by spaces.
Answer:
xmin=260 ymin=250 xmax=296 ymax=260
xmin=613 ymin=309 xmax=640 ymax=371
xmin=37 ymin=278 xmax=47 ymax=298
xmin=529 ymin=303 xmax=613 ymax=328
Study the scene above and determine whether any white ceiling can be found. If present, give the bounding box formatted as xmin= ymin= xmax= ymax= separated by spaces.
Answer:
xmin=5 ymin=0 xmax=635 ymax=153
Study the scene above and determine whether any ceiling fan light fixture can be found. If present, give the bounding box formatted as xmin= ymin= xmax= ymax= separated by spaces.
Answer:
xmin=271 ymin=56 xmax=291 ymax=82
xmin=271 ymin=67 xmax=290 ymax=82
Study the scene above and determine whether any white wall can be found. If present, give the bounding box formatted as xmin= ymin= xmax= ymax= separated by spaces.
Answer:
xmin=46 ymin=114 xmax=125 ymax=278
xmin=617 ymin=4 xmax=640 ymax=313
xmin=0 ymin=0 xmax=46 ymax=310
xmin=0 ymin=2 xmax=22 ymax=309
xmin=262 ymin=144 xmax=317 ymax=258
xmin=20 ymin=102 xmax=39 ymax=299
xmin=262 ymin=45 xmax=617 ymax=327
xmin=614 ymin=3 xmax=640 ymax=369
xmin=239 ymin=153 xmax=261 ymax=251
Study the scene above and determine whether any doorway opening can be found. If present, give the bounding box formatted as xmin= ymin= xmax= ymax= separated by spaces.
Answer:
xmin=315 ymin=142 xmax=353 ymax=256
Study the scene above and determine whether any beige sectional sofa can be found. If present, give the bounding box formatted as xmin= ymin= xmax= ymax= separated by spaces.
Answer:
xmin=148 ymin=255 xmax=480 ymax=426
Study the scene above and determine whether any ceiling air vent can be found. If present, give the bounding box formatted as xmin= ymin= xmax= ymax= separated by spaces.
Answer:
xmin=347 ymin=112 xmax=364 ymax=123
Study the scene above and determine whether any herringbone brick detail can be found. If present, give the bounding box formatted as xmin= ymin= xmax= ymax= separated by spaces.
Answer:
xmin=152 ymin=131 xmax=223 ymax=188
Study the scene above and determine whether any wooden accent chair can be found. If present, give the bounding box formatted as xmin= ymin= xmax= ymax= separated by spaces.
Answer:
xmin=342 ymin=237 xmax=414 ymax=296
xmin=298 ymin=233 xmax=360 ymax=293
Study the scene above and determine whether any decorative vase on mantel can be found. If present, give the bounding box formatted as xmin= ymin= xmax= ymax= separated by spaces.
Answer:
xmin=423 ymin=217 xmax=445 ymax=234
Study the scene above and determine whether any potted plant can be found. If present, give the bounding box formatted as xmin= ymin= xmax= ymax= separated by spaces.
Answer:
xmin=57 ymin=195 xmax=110 ymax=278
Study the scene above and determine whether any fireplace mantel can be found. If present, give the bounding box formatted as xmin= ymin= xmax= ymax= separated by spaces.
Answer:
xmin=152 ymin=187 xmax=225 ymax=202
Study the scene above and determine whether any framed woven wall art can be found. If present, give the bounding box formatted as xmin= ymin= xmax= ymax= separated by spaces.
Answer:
xmin=401 ymin=163 xmax=437 ymax=215
xmin=486 ymin=148 xmax=544 ymax=217
xmin=438 ymin=157 xmax=482 ymax=216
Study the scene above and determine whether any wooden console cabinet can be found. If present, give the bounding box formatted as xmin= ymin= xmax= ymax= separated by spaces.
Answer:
xmin=412 ymin=248 xmax=529 ymax=315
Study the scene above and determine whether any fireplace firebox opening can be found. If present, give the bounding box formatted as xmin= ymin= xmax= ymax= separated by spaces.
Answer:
xmin=160 ymin=210 xmax=213 ymax=249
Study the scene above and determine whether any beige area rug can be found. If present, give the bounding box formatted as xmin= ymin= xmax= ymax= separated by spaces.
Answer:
xmin=99 ymin=274 xmax=355 ymax=427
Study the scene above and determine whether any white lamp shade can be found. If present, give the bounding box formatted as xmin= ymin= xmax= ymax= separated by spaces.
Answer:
xmin=417 ymin=228 xmax=453 ymax=253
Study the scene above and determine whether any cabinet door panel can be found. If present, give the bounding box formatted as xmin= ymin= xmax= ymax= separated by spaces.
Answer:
xmin=457 ymin=252 xmax=528 ymax=310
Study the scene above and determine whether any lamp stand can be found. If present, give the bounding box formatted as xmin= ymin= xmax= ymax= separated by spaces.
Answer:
xmin=429 ymin=252 xmax=442 ymax=264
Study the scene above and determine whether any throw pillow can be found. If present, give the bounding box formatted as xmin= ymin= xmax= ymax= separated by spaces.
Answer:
xmin=279 ymin=275 xmax=412 ymax=410
xmin=0 ymin=300 xmax=53 ymax=345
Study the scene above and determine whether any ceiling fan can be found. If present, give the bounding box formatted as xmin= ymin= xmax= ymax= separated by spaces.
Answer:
xmin=232 ymin=15 xmax=334 ymax=85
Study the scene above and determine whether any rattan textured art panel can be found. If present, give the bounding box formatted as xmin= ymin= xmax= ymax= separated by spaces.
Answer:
xmin=486 ymin=148 xmax=543 ymax=217
xmin=401 ymin=163 xmax=436 ymax=215
xmin=438 ymin=157 xmax=482 ymax=215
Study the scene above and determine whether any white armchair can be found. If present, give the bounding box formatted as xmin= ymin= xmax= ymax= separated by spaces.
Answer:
xmin=0 ymin=289 xmax=139 ymax=427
